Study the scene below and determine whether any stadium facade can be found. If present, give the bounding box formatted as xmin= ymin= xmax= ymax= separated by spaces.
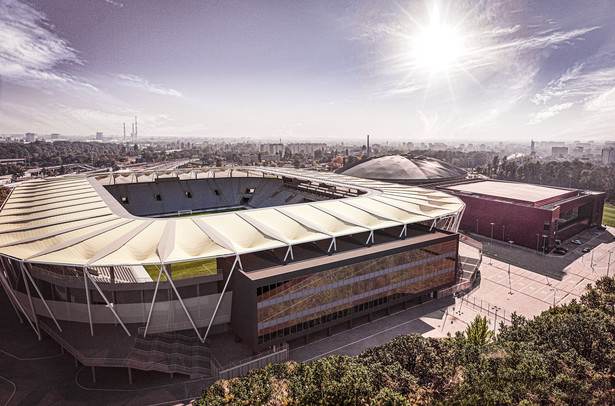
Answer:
xmin=0 ymin=167 xmax=466 ymax=378
xmin=436 ymin=179 xmax=605 ymax=251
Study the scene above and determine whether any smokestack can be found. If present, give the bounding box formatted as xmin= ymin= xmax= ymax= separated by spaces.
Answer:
xmin=367 ymin=134 xmax=370 ymax=158
xmin=134 ymin=116 xmax=138 ymax=140
xmin=123 ymin=122 xmax=126 ymax=140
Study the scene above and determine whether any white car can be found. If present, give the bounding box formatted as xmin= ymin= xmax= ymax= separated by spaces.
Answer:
xmin=571 ymin=239 xmax=581 ymax=245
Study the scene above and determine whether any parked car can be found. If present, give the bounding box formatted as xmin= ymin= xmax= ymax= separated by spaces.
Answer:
xmin=582 ymin=247 xmax=591 ymax=253
xmin=553 ymin=249 xmax=566 ymax=255
xmin=571 ymin=239 xmax=581 ymax=245
xmin=597 ymin=225 xmax=607 ymax=231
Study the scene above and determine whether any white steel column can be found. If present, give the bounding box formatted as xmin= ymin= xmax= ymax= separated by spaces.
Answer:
xmin=399 ymin=224 xmax=407 ymax=238
xmin=327 ymin=237 xmax=337 ymax=253
xmin=84 ymin=267 xmax=94 ymax=336
xmin=283 ymin=246 xmax=294 ymax=262
xmin=85 ymin=268 xmax=131 ymax=337
xmin=144 ymin=265 xmax=163 ymax=337
xmin=20 ymin=262 xmax=62 ymax=333
xmin=162 ymin=264 xmax=203 ymax=342
xmin=365 ymin=230 xmax=374 ymax=245
xmin=203 ymin=255 xmax=240 ymax=343
xmin=20 ymin=262 xmax=41 ymax=340
xmin=0 ymin=267 xmax=34 ymax=332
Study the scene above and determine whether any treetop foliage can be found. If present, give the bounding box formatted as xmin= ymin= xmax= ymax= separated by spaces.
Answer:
xmin=197 ymin=277 xmax=615 ymax=405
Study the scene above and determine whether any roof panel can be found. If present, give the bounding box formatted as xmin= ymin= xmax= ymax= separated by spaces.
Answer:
xmin=0 ymin=168 xmax=465 ymax=267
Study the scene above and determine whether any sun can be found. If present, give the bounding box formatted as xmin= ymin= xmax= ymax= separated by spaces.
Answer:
xmin=408 ymin=5 xmax=466 ymax=74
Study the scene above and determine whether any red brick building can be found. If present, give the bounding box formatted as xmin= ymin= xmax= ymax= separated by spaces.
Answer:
xmin=436 ymin=179 xmax=605 ymax=251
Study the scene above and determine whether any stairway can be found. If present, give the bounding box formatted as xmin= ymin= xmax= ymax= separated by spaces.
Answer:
xmin=127 ymin=332 xmax=212 ymax=378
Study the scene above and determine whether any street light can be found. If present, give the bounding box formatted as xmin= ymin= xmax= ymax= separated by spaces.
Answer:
xmin=542 ymin=234 xmax=547 ymax=256
xmin=508 ymin=240 xmax=514 ymax=295
xmin=492 ymin=306 xmax=500 ymax=335
xmin=476 ymin=218 xmax=479 ymax=235
xmin=608 ymin=250 xmax=613 ymax=277
xmin=502 ymin=225 xmax=506 ymax=241
xmin=550 ymin=288 xmax=558 ymax=307
xmin=536 ymin=233 xmax=540 ymax=252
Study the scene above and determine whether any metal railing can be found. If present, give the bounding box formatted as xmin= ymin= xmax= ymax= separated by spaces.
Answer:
xmin=211 ymin=342 xmax=289 ymax=381
xmin=458 ymin=295 xmax=512 ymax=325
xmin=39 ymin=321 xmax=213 ymax=378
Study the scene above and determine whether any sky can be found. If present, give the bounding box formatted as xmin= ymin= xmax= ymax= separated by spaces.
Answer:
xmin=1 ymin=0 xmax=614 ymax=142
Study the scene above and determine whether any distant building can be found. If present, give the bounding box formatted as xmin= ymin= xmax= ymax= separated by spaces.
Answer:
xmin=571 ymin=146 xmax=584 ymax=157
xmin=25 ymin=133 xmax=36 ymax=142
xmin=551 ymin=146 xmax=568 ymax=158
xmin=530 ymin=140 xmax=536 ymax=157
xmin=96 ymin=132 xmax=104 ymax=141
xmin=50 ymin=133 xmax=60 ymax=140
xmin=288 ymin=143 xmax=326 ymax=156
xmin=241 ymin=153 xmax=259 ymax=164
xmin=602 ymin=148 xmax=615 ymax=165
xmin=260 ymin=143 xmax=284 ymax=156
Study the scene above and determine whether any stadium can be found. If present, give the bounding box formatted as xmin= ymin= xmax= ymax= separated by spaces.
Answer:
xmin=0 ymin=167 xmax=468 ymax=380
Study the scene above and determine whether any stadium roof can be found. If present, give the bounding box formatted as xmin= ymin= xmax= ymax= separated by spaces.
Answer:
xmin=335 ymin=155 xmax=467 ymax=184
xmin=440 ymin=180 xmax=576 ymax=206
xmin=0 ymin=167 xmax=464 ymax=268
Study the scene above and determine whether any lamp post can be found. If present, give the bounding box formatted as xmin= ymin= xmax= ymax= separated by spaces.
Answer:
xmin=536 ymin=233 xmax=540 ymax=251
xmin=608 ymin=250 xmax=613 ymax=277
xmin=508 ymin=240 xmax=514 ymax=295
xmin=492 ymin=306 xmax=500 ymax=335
xmin=542 ymin=234 xmax=547 ymax=256
xmin=476 ymin=218 xmax=479 ymax=235
xmin=550 ymin=288 xmax=558 ymax=307
xmin=502 ymin=225 xmax=505 ymax=241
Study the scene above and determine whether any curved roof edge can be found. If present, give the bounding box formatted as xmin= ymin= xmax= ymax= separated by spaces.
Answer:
xmin=0 ymin=167 xmax=465 ymax=268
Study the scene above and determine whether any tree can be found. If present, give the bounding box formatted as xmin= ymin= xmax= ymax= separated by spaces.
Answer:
xmin=464 ymin=315 xmax=495 ymax=347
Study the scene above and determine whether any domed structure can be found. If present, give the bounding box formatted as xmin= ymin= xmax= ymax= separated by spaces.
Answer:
xmin=335 ymin=154 xmax=467 ymax=185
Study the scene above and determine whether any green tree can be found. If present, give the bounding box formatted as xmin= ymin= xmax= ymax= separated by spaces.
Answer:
xmin=464 ymin=315 xmax=495 ymax=347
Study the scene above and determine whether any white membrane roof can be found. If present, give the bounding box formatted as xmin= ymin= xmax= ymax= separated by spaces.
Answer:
xmin=0 ymin=168 xmax=464 ymax=268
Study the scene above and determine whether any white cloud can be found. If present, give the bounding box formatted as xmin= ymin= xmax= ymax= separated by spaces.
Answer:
xmin=116 ymin=74 xmax=183 ymax=97
xmin=104 ymin=0 xmax=124 ymax=7
xmin=0 ymin=0 xmax=95 ymax=91
xmin=528 ymin=102 xmax=574 ymax=125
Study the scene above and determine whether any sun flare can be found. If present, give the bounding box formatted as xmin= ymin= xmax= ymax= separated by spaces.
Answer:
xmin=409 ymin=5 xmax=466 ymax=74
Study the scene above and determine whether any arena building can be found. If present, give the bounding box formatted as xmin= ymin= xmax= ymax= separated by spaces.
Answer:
xmin=335 ymin=155 xmax=468 ymax=185
xmin=435 ymin=179 xmax=605 ymax=251
xmin=0 ymin=167 xmax=466 ymax=379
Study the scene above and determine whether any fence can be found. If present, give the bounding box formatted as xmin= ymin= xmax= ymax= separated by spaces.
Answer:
xmin=211 ymin=342 xmax=289 ymax=381
xmin=458 ymin=295 xmax=512 ymax=325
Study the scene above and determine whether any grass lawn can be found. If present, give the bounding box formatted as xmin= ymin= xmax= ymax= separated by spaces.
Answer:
xmin=143 ymin=258 xmax=217 ymax=281
xmin=604 ymin=204 xmax=615 ymax=227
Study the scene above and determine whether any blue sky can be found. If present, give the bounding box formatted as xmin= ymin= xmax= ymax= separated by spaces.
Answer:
xmin=1 ymin=0 xmax=614 ymax=142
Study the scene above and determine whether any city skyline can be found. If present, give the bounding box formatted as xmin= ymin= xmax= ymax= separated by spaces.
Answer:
xmin=1 ymin=0 xmax=614 ymax=142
